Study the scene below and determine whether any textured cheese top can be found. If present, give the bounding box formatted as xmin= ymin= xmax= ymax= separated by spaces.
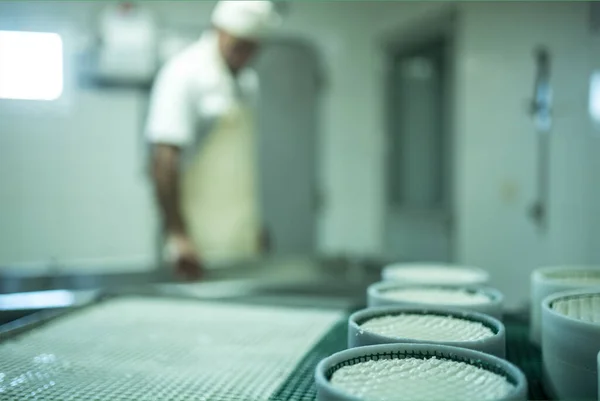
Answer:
xmin=360 ymin=313 xmax=495 ymax=342
xmin=380 ymin=287 xmax=491 ymax=306
xmin=330 ymin=357 xmax=515 ymax=400
xmin=384 ymin=266 xmax=488 ymax=285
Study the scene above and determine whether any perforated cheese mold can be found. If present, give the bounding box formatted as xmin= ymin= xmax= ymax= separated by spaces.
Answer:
xmin=530 ymin=266 xmax=600 ymax=346
xmin=360 ymin=313 xmax=494 ymax=342
xmin=551 ymin=293 xmax=600 ymax=324
xmin=0 ymin=297 xmax=342 ymax=400
xmin=541 ymin=290 xmax=600 ymax=399
xmin=330 ymin=357 xmax=515 ymax=401
xmin=380 ymin=287 xmax=490 ymax=305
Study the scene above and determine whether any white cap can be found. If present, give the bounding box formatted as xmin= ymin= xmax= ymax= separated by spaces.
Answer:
xmin=211 ymin=1 xmax=281 ymax=40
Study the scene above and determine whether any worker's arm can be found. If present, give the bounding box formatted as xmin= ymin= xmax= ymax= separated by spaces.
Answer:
xmin=152 ymin=144 xmax=186 ymax=236
xmin=146 ymin=58 xmax=201 ymax=279
xmin=151 ymin=144 xmax=202 ymax=280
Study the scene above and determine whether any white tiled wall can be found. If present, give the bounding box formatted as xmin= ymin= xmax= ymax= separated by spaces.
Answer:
xmin=454 ymin=2 xmax=597 ymax=307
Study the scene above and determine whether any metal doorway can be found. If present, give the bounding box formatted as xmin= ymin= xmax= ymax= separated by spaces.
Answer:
xmin=255 ymin=40 xmax=323 ymax=256
xmin=384 ymin=15 xmax=455 ymax=262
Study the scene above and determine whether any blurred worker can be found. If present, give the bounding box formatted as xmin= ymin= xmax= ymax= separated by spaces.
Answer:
xmin=146 ymin=1 xmax=281 ymax=279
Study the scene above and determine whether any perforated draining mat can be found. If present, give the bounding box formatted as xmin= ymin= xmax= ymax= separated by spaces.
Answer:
xmin=0 ymin=297 xmax=343 ymax=401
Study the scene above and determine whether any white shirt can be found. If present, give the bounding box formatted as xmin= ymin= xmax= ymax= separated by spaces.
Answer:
xmin=146 ymin=30 xmax=259 ymax=159
xmin=146 ymin=31 xmax=262 ymax=264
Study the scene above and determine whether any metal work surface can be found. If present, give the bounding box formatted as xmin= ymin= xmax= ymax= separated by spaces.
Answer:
xmin=0 ymin=296 xmax=343 ymax=400
xmin=0 ymin=297 xmax=548 ymax=401
xmin=0 ymin=257 xmax=384 ymax=295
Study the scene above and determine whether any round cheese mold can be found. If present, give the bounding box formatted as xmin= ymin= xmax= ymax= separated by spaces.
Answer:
xmin=348 ymin=306 xmax=506 ymax=357
xmin=367 ymin=282 xmax=504 ymax=320
xmin=315 ymin=343 xmax=527 ymax=401
xmin=530 ymin=265 xmax=600 ymax=346
xmin=541 ymin=289 xmax=600 ymax=400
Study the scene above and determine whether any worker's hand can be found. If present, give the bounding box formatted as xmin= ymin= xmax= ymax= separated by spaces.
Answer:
xmin=166 ymin=233 xmax=203 ymax=281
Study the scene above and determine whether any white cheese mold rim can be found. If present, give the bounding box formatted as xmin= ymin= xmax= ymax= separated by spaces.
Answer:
xmin=382 ymin=263 xmax=490 ymax=286
xmin=348 ymin=305 xmax=506 ymax=358
xmin=367 ymin=281 xmax=504 ymax=320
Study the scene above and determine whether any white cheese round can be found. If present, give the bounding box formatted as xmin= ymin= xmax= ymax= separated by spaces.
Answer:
xmin=330 ymin=357 xmax=515 ymax=400
xmin=383 ymin=265 xmax=488 ymax=285
xmin=380 ymin=287 xmax=490 ymax=306
xmin=360 ymin=313 xmax=494 ymax=342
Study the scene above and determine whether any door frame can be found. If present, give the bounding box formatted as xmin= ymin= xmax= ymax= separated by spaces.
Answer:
xmin=254 ymin=37 xmax=325 ymax=255
xmin=381 ymin=7 xmax=458 ymax=262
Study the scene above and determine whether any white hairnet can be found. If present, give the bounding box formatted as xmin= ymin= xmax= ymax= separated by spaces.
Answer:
xmin=211 ymin=1 xmax=281 ymax=40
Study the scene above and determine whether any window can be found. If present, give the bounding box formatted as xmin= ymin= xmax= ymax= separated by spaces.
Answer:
xmin=0 ymin=30 xmax=63 ymax=101
xmin=589 ymin=71 xmax=600 ymax=125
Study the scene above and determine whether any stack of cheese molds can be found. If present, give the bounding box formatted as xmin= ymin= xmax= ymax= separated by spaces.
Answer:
xmin=530 ymin=265 xmax=600 ymax=346
xmin=541 ymin=289 xmax=600 ymax=400
xmin=314 ymin=262 xmax=528 ymax=401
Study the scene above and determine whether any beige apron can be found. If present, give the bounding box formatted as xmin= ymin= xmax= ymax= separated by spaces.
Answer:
xmin=181 ymin=101 xmax=260 ymax=266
